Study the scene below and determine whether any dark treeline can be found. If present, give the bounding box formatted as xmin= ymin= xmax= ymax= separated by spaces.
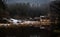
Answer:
xmin=0 ymin=0 xmax=49 ymax=18
xmin=0 ymin=0 xmax=60 ymax=19
xmin=7 ymin=3 xmax=50 ymax=19
xmin=7 ymin=3 xmax=42 ymax=18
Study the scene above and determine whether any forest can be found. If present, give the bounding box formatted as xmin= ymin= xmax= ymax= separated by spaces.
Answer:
xmin=0 ymin=0 xmax=60 ymax=19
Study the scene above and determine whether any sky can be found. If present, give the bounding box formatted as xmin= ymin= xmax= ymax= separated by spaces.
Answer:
xmin=6 ymin=0 xmax=55 ymax=5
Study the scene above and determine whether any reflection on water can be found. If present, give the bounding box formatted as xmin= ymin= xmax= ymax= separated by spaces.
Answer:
xmin=6 ymin=35 xmax=16 ymax=37
xmin=30 ymin=35 xmax=40 ymax=37
xmin=0 ymin=26 xmax=50 ymax=37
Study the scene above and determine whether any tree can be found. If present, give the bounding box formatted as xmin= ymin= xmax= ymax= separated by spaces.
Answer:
xmin=0 ymin=0 xmax=7 ymax=17
xmin=50 ymin=1 xmax=60 ymax=24
xmin=50 ymin=1 xmax=60 ymax=36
